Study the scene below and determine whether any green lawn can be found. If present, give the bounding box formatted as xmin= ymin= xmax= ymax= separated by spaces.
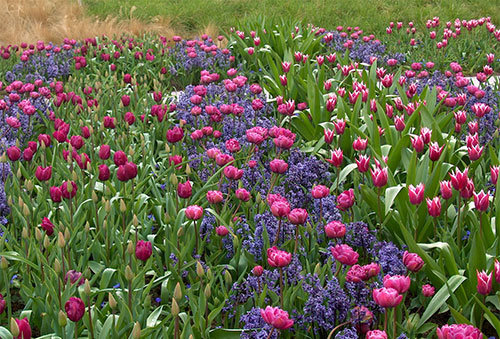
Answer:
xmin=83 ymin=0 xmax=499 ymax=35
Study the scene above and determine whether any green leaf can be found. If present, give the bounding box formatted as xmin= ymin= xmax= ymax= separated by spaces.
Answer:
xmin=473 ymin=295 xmax=500 ymax=334
xmin=385 ymin=185 xmax=403 ymax=215
xmin=209 ymin=328 xmax=244 ymax=339
xmin=416 ymin=275 xmax=467 ymax=330
xmin=146 ymin=306 xmax=163 ymax=328
xmin=0 ymin=327 xmax=13 ymax=339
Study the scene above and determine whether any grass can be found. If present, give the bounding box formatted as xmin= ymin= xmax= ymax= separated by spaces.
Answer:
xmin=83 ymin=0 xmax=500 ymax=36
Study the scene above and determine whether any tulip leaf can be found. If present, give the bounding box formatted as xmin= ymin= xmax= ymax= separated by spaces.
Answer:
xmin=416 ymin=275 xmax=467 ymax=330
xmin=0 ymin=327 xmax=13 ymax=339
xmin=146 ymin=306 xmax=163 ymax=328
xmin=209 ymin=328 xmax=244 ymax=339
xmin=472 ymin=295 xmax=500 ymax=334
xmin=384 ymin=184 xmax=403 ymax=215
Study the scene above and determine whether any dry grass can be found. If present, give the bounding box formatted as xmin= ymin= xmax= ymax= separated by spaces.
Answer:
xmin=0 ymin=0 xmax=186 ymax=45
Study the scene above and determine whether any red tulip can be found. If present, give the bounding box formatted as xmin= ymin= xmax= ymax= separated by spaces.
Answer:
xmin=166 ymin=127 xmax=184 ymax=143
xmin=370 ymin=166 xmax=388 ymax=187
xmin=223 ymin=165 xmax=244 ymax=180
xmin=333 ymin=119 xmax=345 ymax=135
xmin=260 ymin=305 xmax=294 ymax=330
xmin=38 ymin=134 xmax=51 ymax=147
xmin=185 ymin=205 xmax=203 ymax=220
xmin=81 ymin=126 xmax=90 ymax=139
xmin=326 ymin=149 xmax=343 ymax=167
xmin=355 ymin=155 xmax=370 ymax=173
xmin=269 ymin=159 xmax=288 ymax=174
xmin=408 ymin=183 xmax=425 ymax=205
xmin=135 ymin=240 xmax=153 ymax=261
xmin=235 ymin=188 xmax=251 ymax=202
xmin=287 ymin=208 xmax=308 ymax=225
xmin=336 ymin=189 xmax=355 ymax=211
xmin=426 ymin=197 xmax=441 ymax=217
xmin=429 ymin=142 xmax=444 ymax=161
xmin=473 ymin=190 xmax=489 ymax=212
xmin=121 ymin=95 xmax=131 ymax=107
xmin=98 ymin=145 xmax=110 ymax=160
xmin=394 ymin=115 xmax=405 ymax=131
xmin=177 ymin=181 xmax=192 ymax=199
xmin=491 ymin=166 xmax=499 ymax=185
xmin=267 ymin=247 xmax=292 ymax=267
xmin=252 ymin=265 xmax=264 ymax=276
xmin=422 ymin=284 xmax=435 ymax=297
xmin=15 ymin=318 xmax=32 ymax=339
xmin=331 ymin=244 xmax=358 ymax=265
xmin=403 ymin=251 xmax=424 ymax=272
xmin=311 ymin=185 xmax=330 ymax=199
xmin=50 ymin=186 xmax=63 ymax=203
xmin=103 ymin=116 xmax=116 ymax=129
xmin=468 ymin=144 xmax=483 ymax=161
xmin=113 ymin=150 xmax=128 ymax=166
xmin=0 ymin=294 xmax=5 ymax=315
xmin=477 ymin=270 xmax=492 ymax=295
xmin=324 ymin=129 xmax=335 ymax=144
xmin=23 ymin=148 xmax=34 ymax=161
xmin=271 ymin=200 xmax=290 ymax=218
xmin=411 ymin=135 xmax=425 ymax=153
xmin=324 ymin=220 xmax=346 ymax=238
xmin=65 ymin=297 xmax=85 ymax=322
xmin=366 ymin=330 xmax=388 ymax=339
xmin=352 ymin=137 xmax=368 ymax=151
xmin=35 ymin=166 xmax=52 ymax=181
xmin=383 ymin=274 xmax=411 ymax=294
xmin=450 ymin=168 xmax=468 ymax=191
xmin=7 ymin=146 xmax=21 ymax=161
xmin=124 ymin=112 xmax=135 ymax=125
xmin=372 ymin=287 xmax=402 ymax=308
xmin=41 ymin=217 xmax=55 ymax=236
xmin=206 ymin=190 xmax=223 ymax=204
xmin=70 ymin=135 xmax=84 ymax=150
xmin=436 ymin=324 xmax=482 ymax=339
xmin=61 ymin=181 xmax=77 ymax=199
xmin=98 ymin=164 xmax=110 ymax=181
xmin=460 ymin=179 xmax=474 ymax=200
xmin=440 ymin=180 xmax=453 ymax=200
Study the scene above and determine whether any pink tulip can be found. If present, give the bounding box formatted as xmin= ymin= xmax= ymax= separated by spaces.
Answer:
xmin=436 ymin=324 xmax=482 ymax=339
xmin=476 ymin=270 xmax=492 ymax=295
xmin=372 ymin=287 xmax=403 ymax=308
xmin=336 ymin=189 xmax=355 ymax=211
xmin=324 ymin=221 xmax=346 ymax=238
xmin=267 ymin=247 xmax=291 ymax=267
xmin=331 ymin=244 xmax=358 ymax=265
xmin=422 ymin=284 xmax=435 ymax=297
xmin=260 ymin=305 xmax=294 ymax=330
xmin=383 ymin=275 xmax=411 ymax=294
xmin=408 ymin=183 xmax=425 ymax=205
xmin=185 ymin=205 xmax=203 ymax=220
xmin=403 ymin=251 xmax=424 ymax=272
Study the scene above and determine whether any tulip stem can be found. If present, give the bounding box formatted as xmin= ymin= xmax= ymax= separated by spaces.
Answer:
xmin=194 ymin=220 xmax=199 ymax=254
xmin=294 ymin=226 xmax=299 ymax=254
xmin=3 ymin=269 xmax=11 ymax=321
xmin=377 ymin=187 xmax=382 ymax=224
xmin=279 ymin=267 xmax=284 ymax=309
xmin=273 ymin=219 xmax=282 ymax=246
xmin=265 ymin=327 xmax=275 ymax=339
xmin=87 ymin=295 xmax=95 ymax=339
xmin=393 ymin=306 xmax=397 ymax=339
xmin=384 ymin=309 xmax=388 ymax=334
xmin=457 ymin=195 xmax=462 ymax=249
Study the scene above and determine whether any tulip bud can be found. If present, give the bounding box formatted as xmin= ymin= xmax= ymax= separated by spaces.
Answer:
xmin=10 ymin=317 xmax=20 ymax=337
xmin=105 ymin=200 xmax=111 ymax=213
xmin=127 ymin=241 xmax=134 ymax=255
xmin=22 ymin=204 xmax=30 ymax=217
xmin=206 ymin=268 xmax=213 ymax=280
xmin=85 ymin=222 xmax=90 ymax=233
xmin=170 ymin=173 xmax=178 ymax=186
xmin=44 ymin=235 xmax=50 ymax=249
xmin=204 ymin=283 xmax=211 ymax=298
xmin=103 ymin=220 xmax=107 ymax=230
xmin=64 ymin=228 xmax=70 ymax=242
xmin=18 ymin=197 xmax=23 ymax=208
xmin=109 ymin=293 xmax=117 ymax=309
xmin=66 ymin=181 xmax=73 ymax=193
xmin=125 ymin=265 xmax=134 ymax=281
xmin=132 ymin=321 xmax=141 ymax=339
xmin=58 ymin=310 xmax=68 ymax=327
xmin=0 ymin=153 xmax=6 ymax=163
xmin=0 ymin=256 xmax=8 ymax=269
xmin=224 ymin=271 xmax=232 ymax=286
xmin=54 ymin=258 xmax=61 ymax=273
xmin=174 ymin=282 xmax=182 ymax=301
xmin=35 ymin=228 xmax=43 ymax=241
xmin=177 ymin=227 xmax=184 ymax=237
xmin=171 ymin=298 xmax=179 ymax=317
xmin=133 ymin=215 xmax=138 ymax=227
xmin=83 ymin=279 xmax=91 ymax=296
xmin=165 ymin=144 xmax=171 ymax=153
xmin=22 ymin=227 xmax=29 ymax=239
xmin=196 ymin=261 xmax=204 ymax=278
xmin=120 ymin=200 xmax=126 ymax=212
xmin=91 ymin=191 xmax=98 ymax=203
xmin=26 ymin=180 xmax=34 ymax=191
xmin=314 ymin=263 xmax=321 ymax=275
xmin=72 ymin=171 xmax=78 ymax=182
xmin=186 ymin=163 xmax=192 ymax=175
xmin=57 ymin=232 xmax=65 ymax=248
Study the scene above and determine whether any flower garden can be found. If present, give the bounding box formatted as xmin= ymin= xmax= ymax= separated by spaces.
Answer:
xmin=0 ymin=15 xmax=499 ymax=339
